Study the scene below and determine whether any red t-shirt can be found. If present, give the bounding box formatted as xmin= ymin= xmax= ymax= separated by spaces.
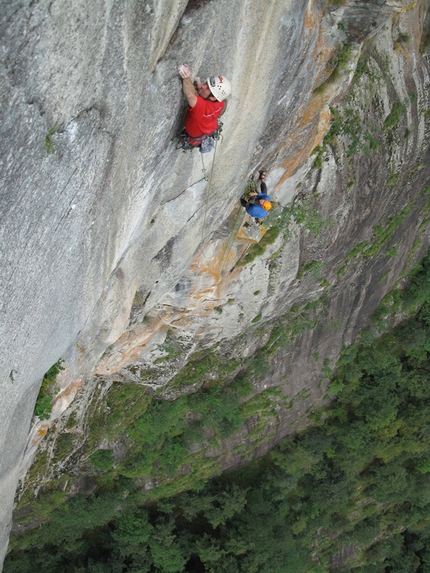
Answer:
xmin=184 ymin=96 xmax=225 ymax=138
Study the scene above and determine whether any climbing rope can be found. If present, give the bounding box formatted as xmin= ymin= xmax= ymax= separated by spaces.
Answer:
xmin=200 ymin=138 xmax=219 ymax=242
xmin=177 ymin=129 xmax=245 ymax=270
xmin=200 ymin=152 xmax=208 ymax=181
xmin=217 ymin=175 xmax=260 ymax=271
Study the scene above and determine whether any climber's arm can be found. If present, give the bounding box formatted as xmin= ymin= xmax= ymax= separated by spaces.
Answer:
xmin=179 ymin=64 xmax=197 ymax=108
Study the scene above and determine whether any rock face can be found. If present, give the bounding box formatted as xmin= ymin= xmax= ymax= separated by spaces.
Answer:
xmin=1 ymin=0 xmax=430 ymax=567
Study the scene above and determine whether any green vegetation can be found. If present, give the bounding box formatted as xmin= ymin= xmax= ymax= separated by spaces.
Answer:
xmin=12 ymin=299 xmax=326 ymax=543
xmin=34 ymin=359 xmax=64 ymax=420
xmin=280 ymin=193 xmax=331 ymax=239
xmin=383 ymin=101 xmax=406 ymax=130
xmin=167 ymin=349 xmax=239 ymax=389
xmin=352 ymin=48 xmax=376 ymax=84
xmin=155 ymin=331 xmax=185 ymax=362
xmin=313 ymin=105 xmax=381 ymax=165
xmin=336 ymin=264 xmax=347 ymax=278
xmin=313 ymin=43 xmax=353 ymax=94
xmin=240 ymin=184 xmax=330 ymax=265
xmin=236 ymin=225 xmax=281 ymax=267
xmin=297 ymin=260 xmax=324 ymax=281
xmin=7 ymin=250 xmax=430 ymax=572
xmin=91 ymin=449 xmax=115 ymax=471
xmin=387 ymin=172 xmax=400 ymax=187
xmin=420 ymin=25 xmax=430 ymax=53
xmin=311 ymin=44 xmax=410 ymax=175
xmin=360 ymin=203 xmax=412 ymax=258
xmin=345 ymin=240 xmax=368 ymax=262
xmin=343 ymin=203 xmax=413 ymax=266
xmin=397 ymin=32 xmax=410 ymax=44
xmin=45 ymin=123 xmax=58 ymax=154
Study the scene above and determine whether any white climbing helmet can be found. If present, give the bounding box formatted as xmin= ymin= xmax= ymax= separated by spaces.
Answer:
xmin=207 ymin=75 xmax=231 ymax=101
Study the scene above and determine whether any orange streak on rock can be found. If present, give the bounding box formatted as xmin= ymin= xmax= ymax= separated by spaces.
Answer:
xmin=279 ymin=105 xmax=332 ymax=183
xmin=94 ymin=230 xmax=251 ymax=376
xmin=95 ymin=316 xmax=169 ymax=375
xmin=54 ymin=377 xmax=83 ymax=403
xmin=31 ymin=424 xmax=49 ymax=446
xmin=271 ymin=0 xmax=342 ymax=184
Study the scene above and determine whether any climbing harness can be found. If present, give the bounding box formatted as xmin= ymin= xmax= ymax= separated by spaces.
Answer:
xmin=176 ymin=122 xmax=223 ymax=153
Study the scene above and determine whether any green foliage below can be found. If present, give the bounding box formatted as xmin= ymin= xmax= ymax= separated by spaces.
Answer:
xmin=11 ymin=299 xmax=326 ymax=549
xmin=10 ymin=244 xmax=430 ymax=572
xmin=8 ymin=248 xmax=430 ymax=572
xmin=34 ymin=359 xmax=65 ymax=420
xmin=91 ymin=449 xmax=115 ymax=471
xmin=168 ymin=349 xmax=239 ymax=388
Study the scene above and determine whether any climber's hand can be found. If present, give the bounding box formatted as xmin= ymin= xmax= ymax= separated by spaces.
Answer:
xmin=178 ymin=63 xmax=191 ymax=79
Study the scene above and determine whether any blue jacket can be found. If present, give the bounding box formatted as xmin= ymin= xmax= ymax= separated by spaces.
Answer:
xmin=245 ymin=193 xmax=272 ymax=219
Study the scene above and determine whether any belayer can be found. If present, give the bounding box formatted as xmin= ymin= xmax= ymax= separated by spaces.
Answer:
xmin=241 ymin=171 xmax=272 ymax=219
xmin=178 ymin=62 xmax=231 ymax=152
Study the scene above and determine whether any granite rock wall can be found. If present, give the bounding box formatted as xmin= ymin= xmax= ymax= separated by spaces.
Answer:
xmin=1 ymin=0 xmax=429 ymax=566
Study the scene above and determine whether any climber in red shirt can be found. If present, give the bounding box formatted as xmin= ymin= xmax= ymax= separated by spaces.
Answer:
xmin=178 ymin=63 xmax=231 ymax=152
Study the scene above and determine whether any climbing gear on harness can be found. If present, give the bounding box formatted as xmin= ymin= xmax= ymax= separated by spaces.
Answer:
xmin=200 ymin=136 xmax=215 ymax=154
xmin=208 ymin=76 xmax=231 ymax=101
xmin=176 ymin=123 xmax=223 ymax=153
